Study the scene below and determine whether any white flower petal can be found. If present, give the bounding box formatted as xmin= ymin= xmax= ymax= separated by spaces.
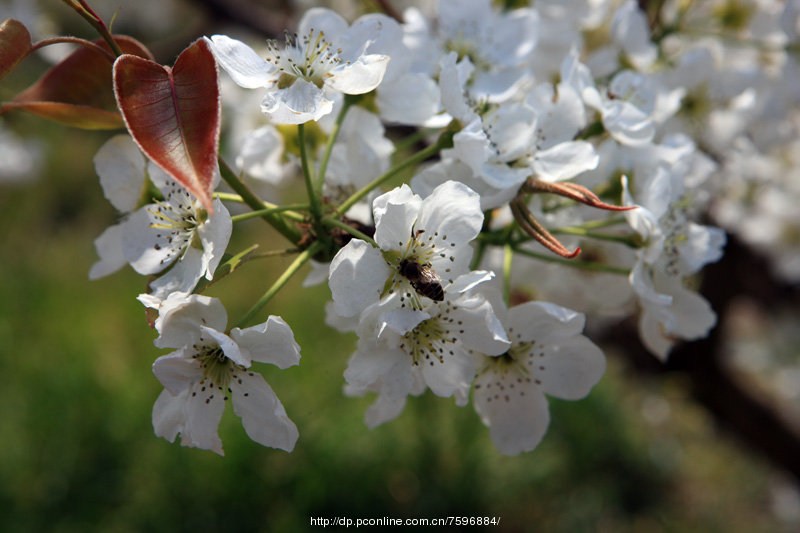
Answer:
xmin=372 ymin=184 xmax=421 ymax=250
xmin=417 ymin=181 xmax=483 ymax=247
xmin=205 ymin=35 xmax=276 ymax=89
xmin=232 ymin=372 xmax=298 ymax=452
xmin=298 ymin=7 xmax=349 ymax=44
xmin=447 ymin=270 xmax=495 ymax=295
xmin=122 ymin=206 xmax=179 ymax=275
xmin=603 ymin=101 xmax=655 ymax=146
xmin=659 ymin=273 xmax=717 ymax=341
xmin=154 ymin=294 xmax=228 ymax=349
xmin=681 ymin=223 xmax=726 ymax=274
xmin=506 ymin=301 xmax=586 ymax=344
xmin=152 ymin=351 xmax=203 ymax=395
xmin=197 ymin=199 xmax=232 ymax=280
xmin=302 ymin=260 xmax=330 ymax=288
xmin=532 ymin=141 xmax=599 ymax=182
xmin=235 ymin=126 xmax=287 ymax=184
xmin=344 ymin=345 xmax=412 ymax=397
xmin=376 ymin=73 xmax=443 ymax=126
xmin=94 ymin=134 xmax=146 ymax=213
xmin=198 ymin=325 xmax=247 ymax=367
xmin=152 ymin=388 xmax=186 ymax=444
xmin=474 ymin=373 xmax=550 ymax=455
xmin=230 ymin=316 xmax=301 ymax=369
xmin=420 ymin=351 xmax=475 ymax=401
xmin=539 ymin=336 xmax=606 ymax=400
xmin=148 ymin=246 xmax=205 ymax=300
xmin=452 ymin=299 xmax=510 ymax=356
xmin=438 ymin=52 xmax=477 ymax=123
xmin=184 ymin=382 xmax=226 ymax=455
xmin=89 ymin=222 xmax=127 ymax=280
xmin=378 ymin=308 xmax=429 ymax=337
xmin=364 ymin=393 xmax=407 ymax=428
xmin=261 ymin=79 xmax=333 ymax=124
xmin=329 ymin=239 xmax=390 ymax=317
xmin=328 ymin=54 xmax=389 ymax=94
xmin=471 ymin=69 xmax=527 ymax=103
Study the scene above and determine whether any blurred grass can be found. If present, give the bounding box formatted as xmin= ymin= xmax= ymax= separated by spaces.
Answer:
xmin=0 ymin=119 xmax=793 ymax=533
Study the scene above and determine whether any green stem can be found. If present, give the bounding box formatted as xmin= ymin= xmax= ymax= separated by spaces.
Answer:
xmin=214 ymin=192 xmax=245 ymax=203
xmin=322 ymin=217 xmax=379 ymax=248
xmin=298 ymin=123 xmax=322 ymax=222
xmin=338 ymin=132 xmax=453 ymax=215
xmin=218 ymin=158 xmax=303 ymax=244
xmin=577 ymin=216 xmax=628 ymax=230
xmin=250 ymin=249 xmax=302 ymax=259
xmin=236 ymin=242 xmax=323 ymax=328
xmin=231 ymin=205 xmax=309 ymax=224
xmin=502 ymin=244 xmax=513 ymax=305
xmin=470 ymin=240 xmax=488 ymax=271
xmin=214 ymin=193 xmax=306 ymax=221
xmin=315 ymin=97 xmax=353 ymax=196
xmin=62 ymin=0 xmax=124 ymax=56
xmin=512 ymin=246 xmax=630 ymax=275
xmin=551 ymin=226 xmax=637 ymax=247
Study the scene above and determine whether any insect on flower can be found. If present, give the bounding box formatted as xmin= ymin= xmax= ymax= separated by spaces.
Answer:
xmin=398 ymin=257 xmax=444 ymax=302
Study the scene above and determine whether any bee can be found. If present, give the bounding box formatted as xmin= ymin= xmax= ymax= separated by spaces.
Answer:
xmin=398 ymin=258 xmax=444 ymax=301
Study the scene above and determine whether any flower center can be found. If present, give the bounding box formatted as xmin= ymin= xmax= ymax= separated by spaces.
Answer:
xmin=266 ymin=29 xmax=344 ymax=89
xmin=384 ymin=228 xmax=447 ymax=309
xmin=483 ymin=341 xmax=533 ymax=375
xmin=147 ymin=185 xmax=206 ymax=262
xmin=659 ymin=198 xmax=692 ymax=277
xmin=189 ymin=342 xmax=249 ymax=404
xmin=398 ymin=302 xmax=463 ymax=366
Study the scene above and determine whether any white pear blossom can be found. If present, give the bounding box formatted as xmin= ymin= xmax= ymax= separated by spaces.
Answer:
xmin=122 ymin=174 xmax=231 ymax=299
xmin=473 ymin=301 xmax=605 ymax=455
xmin=455 ymin=111 xmax=599 ymax=189
xmin=89 ymin=135 xmax=150 ymax=280
xmin=586 ymin=0 xmax=657 ymax=75
xmin=623 ymin=172 xmax=726 ymax=359
xmin=206 ymin=8 xmax=389 ymax=124
xmin=346 ymin=271 xmax=510 ymax=427
xmin=150 ymin=293 xmax=300 ymax=455
xmin=563 ymin=50 xmax=658 ymax=147
xmin=328 ymin=181 xmax=483 ymax=319
xmin=89 ymin=135 xmax=232 ymax=297
xmin=440 ymin=52 xmax=597 ymax=190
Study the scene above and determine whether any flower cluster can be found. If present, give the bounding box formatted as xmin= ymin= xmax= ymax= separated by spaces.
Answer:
xmin=10 ymin=0 xmax=798 ymax=457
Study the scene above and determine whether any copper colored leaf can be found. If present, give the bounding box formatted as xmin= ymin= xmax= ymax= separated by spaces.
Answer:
xmin=113 ymin=39 xmax=220 ymax=213
xmin=0 ymin=19 xmax=31 ymax=82
xmin=1 ymin=35 xmax=152 ymax=129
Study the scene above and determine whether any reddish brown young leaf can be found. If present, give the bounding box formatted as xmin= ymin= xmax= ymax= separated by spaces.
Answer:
xmin=0 ymin=35 xmax=152 ymax=129
xmin=113 ymin=39 xmax=220 ymax=213
xmin=0 ymin=19 xmax=31 ymax=82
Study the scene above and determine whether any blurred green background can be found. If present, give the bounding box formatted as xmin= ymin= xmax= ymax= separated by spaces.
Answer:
xmin=1 ymin=1 xmax=799 ymax=531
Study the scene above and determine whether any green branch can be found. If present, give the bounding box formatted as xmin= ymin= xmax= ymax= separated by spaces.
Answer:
xmin=315 ymin=96 xmax=354 ymax=196
xmin=235 ymin=242 xmax=324 ymax=328
xmin=322 ymin=217 xmax=379 ymax=248
xmin=512 ymin=246 xmax=631 ymax=275
xmin=550 ymin=226 xmax=638 ymax=247
xmin=231 ymin=205 xmax=310 ymax=224
xmin=218 ymin=158 xmax=303 ymax=244
xmin=298 ymin=123 xmax=322 ymax=223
